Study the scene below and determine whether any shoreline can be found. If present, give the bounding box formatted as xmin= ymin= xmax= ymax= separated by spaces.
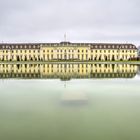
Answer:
xmin=0 ymin=61 xmax=140 ymax=64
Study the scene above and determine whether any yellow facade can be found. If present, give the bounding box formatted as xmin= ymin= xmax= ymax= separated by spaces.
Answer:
xmin=0 ymin=63 xmax=137 ymax=80
xmin=0 ymin=42 xmax=138 ymax=61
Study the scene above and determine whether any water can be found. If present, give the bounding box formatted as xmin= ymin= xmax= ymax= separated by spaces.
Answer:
xmin=0 ymin=63 xmax=140 ymax=140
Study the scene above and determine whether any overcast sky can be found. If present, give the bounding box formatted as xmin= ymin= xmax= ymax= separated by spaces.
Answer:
xmin=0 ymin=0 xmax=140 ymax=46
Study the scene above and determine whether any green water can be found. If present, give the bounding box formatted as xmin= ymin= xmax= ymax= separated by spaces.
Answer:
xmin=0 ymin=75 xmax=140 ymax=140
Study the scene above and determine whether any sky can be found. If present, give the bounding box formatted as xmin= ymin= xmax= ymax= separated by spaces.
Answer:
xmin=0 ymin=0 xmax=140 ymax=46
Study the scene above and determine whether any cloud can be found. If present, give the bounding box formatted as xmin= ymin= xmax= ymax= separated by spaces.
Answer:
xmin=0 ymin=0 xmax=140 ymax=46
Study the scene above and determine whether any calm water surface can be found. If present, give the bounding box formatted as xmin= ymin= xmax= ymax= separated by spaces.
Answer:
xmin=0 ymin=64 xmax=140 ymax=140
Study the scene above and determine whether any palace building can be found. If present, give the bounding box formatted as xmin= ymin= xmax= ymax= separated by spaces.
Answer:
xmin=0 ymin=42 xmax=138 ymax=61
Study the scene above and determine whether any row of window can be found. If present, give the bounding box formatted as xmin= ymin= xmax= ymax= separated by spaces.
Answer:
xmin=0 ymin=68 xmax=136 ymax=74
xmin=43 ymin=50 xmax=75 ymax=53
xmin=0 ymin=64 xmax=136 ymax=70
xmin=1 ymin=50 xmax=40 ymax=53
xmin=1 ymin=45 xmax=40 ymax=49
xmin=0 ymin=54 xmax=136 ymax=60
xmin=1 ymin=49 xmax=136 ymax=54
xmin=92 ymin=50 xmax=136 ymax=53
xmin=43 ymin=49 xmax=135 ymax=53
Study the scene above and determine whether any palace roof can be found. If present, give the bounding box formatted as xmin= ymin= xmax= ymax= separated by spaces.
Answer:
xmin=0 ymin=42 xmax=137 ymax=50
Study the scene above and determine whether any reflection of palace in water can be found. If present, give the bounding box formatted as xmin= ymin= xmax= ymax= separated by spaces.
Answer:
xmin=0 ymin=63 xmax=138 ymax=80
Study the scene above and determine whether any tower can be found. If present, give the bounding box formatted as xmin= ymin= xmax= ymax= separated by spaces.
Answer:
xmin=64 ymin=33 xmax=67 ymax=42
